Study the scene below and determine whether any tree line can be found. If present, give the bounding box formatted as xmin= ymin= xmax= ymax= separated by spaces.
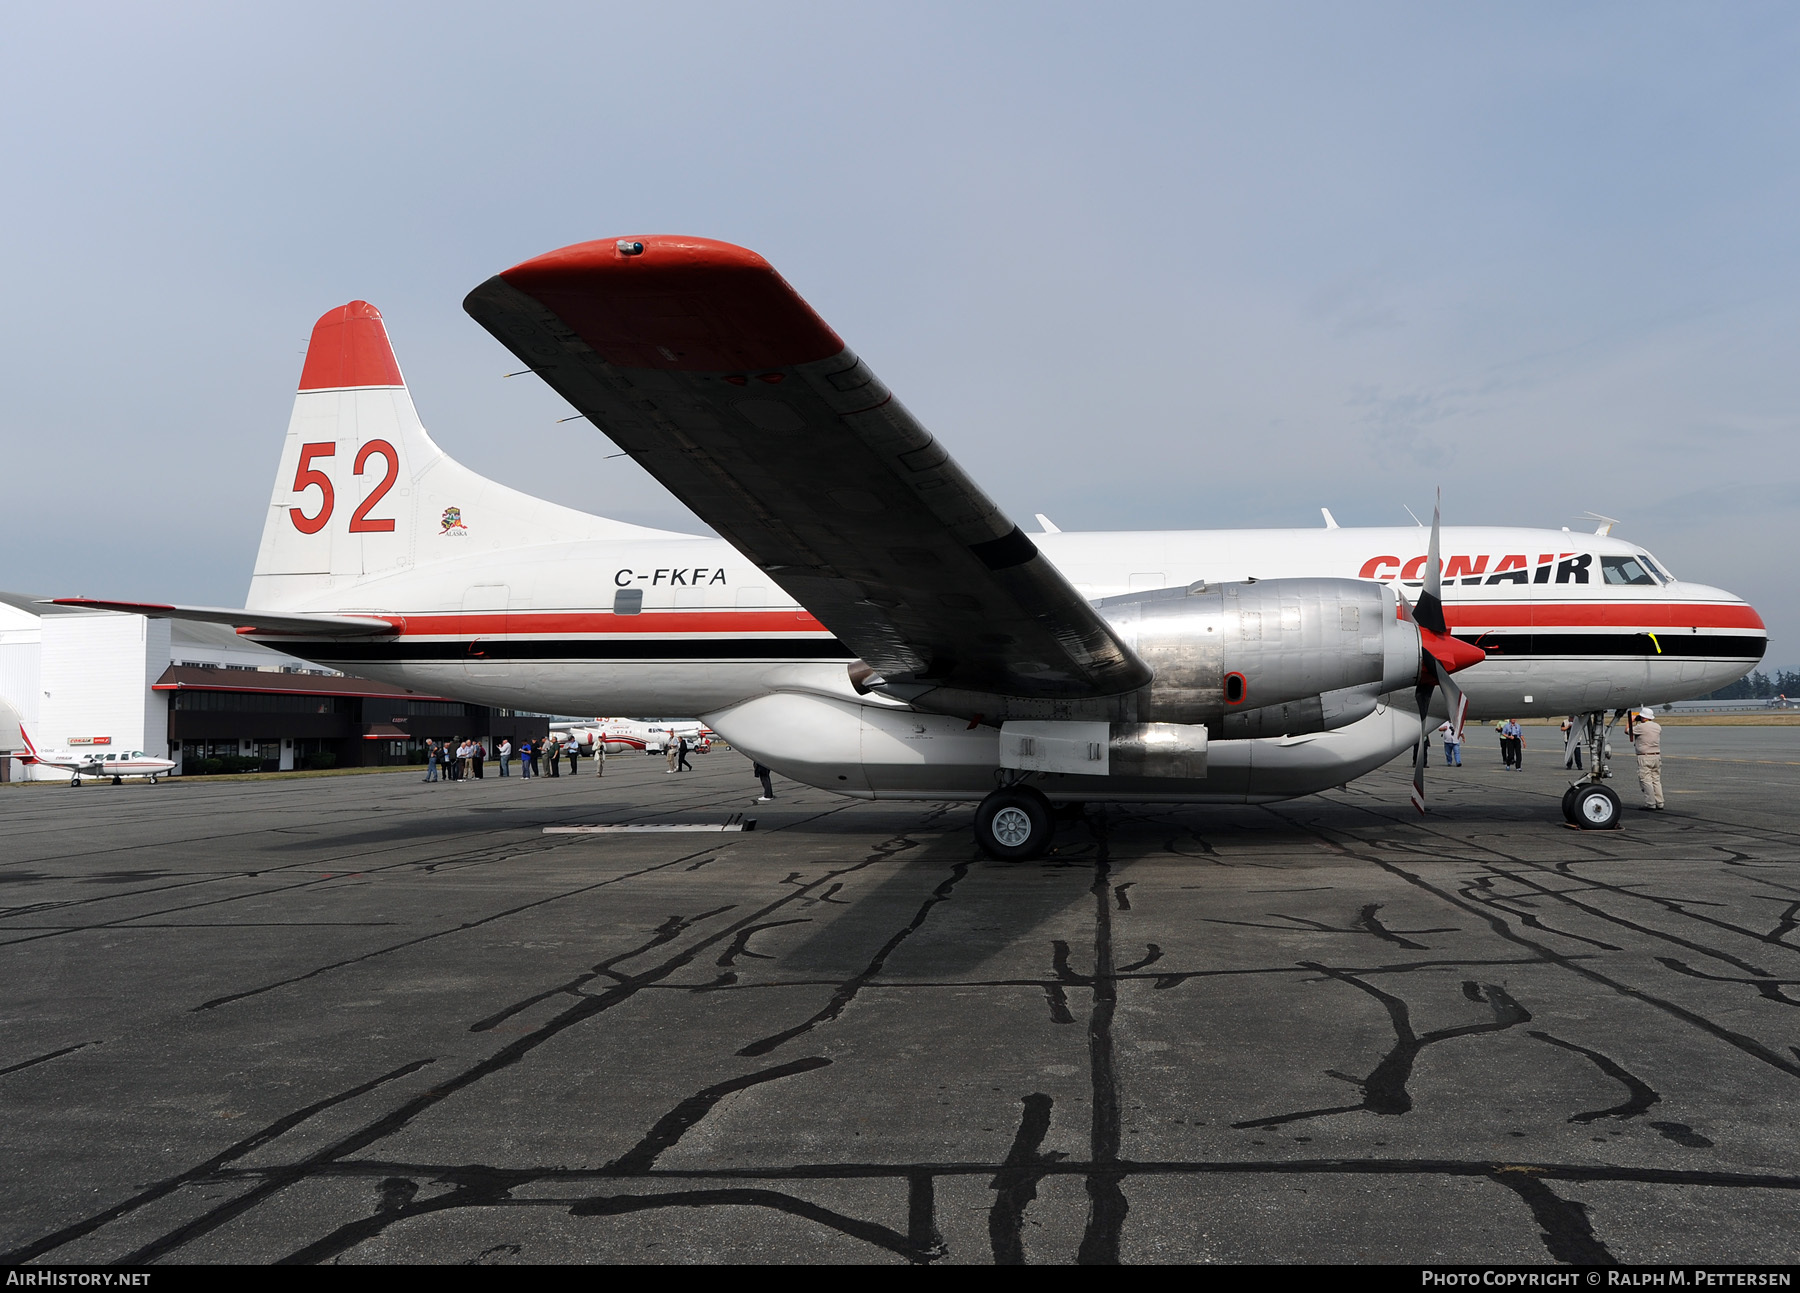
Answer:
xmin=1702 ymin=669 xmax=1800 ymax=700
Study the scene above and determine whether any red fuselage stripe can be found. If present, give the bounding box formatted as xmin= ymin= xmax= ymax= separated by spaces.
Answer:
xmin=389 ymin=610 xmax=829 ymax=636
xmin=1443 ymin=603 xmax=1765 ymax=631
xmin=354 ymin=602 xmax=1764 ymax=641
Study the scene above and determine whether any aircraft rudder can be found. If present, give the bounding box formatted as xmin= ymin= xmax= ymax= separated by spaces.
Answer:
xmin=250 ymin=301 xmax=440 ymax=601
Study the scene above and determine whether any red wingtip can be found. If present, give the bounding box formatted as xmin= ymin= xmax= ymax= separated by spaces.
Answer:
xmin=298 ymin=301 xmax=405 ymax=391
xmin=497 ymin=235 xmax=846 ymax=372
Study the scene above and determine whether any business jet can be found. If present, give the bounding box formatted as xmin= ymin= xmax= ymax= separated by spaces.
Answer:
xmin=57 ymin=236 xmax=1765 ymax=853
xmin=15 ymin=728 xmax=176 ymax=786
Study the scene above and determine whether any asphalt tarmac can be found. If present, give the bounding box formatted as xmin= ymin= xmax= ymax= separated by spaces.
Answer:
xmin=3 ymin=729 xmax=1799 ymax=1266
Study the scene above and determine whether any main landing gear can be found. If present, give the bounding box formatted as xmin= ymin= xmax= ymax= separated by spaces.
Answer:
xmin=974 ymin=784 xmax=1054 ymax=861
xmin=1561 ymin=709 xmax=1625 ymax=830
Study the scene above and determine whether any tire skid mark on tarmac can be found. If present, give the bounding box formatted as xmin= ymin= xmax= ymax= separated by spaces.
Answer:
xmin=1263 ymin=802 xmax=1800 ymax=1082
xmin=467 ymin=895 xmax=736 ymax=1033
xmin=1232 ymin=971 xmax=1532 ymax=1128
xmin=0 ymin=1040 xmax=100 ymax=1080
xmin=1527 ymin=1030 xmax=1661 ymax=1123
xmin=0 ymin=1058 xmax=435 ymax=1265
xmin=201 ymin=850 xmax=729 ymax=1014
xmin=0 ymin=800 xmax=623 ymax=945
xmin=734 ymin=808 xmax=957 ymax=1058
xmin=15 ymin=770 xmax=1800 ymax=1264
xmin=1075 ymin=809 xmax=1128 ymax=1265
xmin=18 ymin=837 xmax=914 ymax=1264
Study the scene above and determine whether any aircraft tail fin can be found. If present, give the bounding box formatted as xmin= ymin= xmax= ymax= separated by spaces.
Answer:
xmin=249 ymin=301 xmax=670 ymax=611
xmin=17 ymin=725 xmax=41 ymax=764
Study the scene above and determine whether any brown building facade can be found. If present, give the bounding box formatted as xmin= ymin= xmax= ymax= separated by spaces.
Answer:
xmin=156 ymin=666 xmax=548 ymax=773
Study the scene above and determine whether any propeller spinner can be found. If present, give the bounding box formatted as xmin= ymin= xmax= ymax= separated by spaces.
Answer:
xmin=1400 ymin=492 xmax=1487 ymax=813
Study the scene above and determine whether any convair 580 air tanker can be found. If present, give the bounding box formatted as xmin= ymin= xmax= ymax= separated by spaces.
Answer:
xmin=61 ymin=236 xmax=1766 ymax=854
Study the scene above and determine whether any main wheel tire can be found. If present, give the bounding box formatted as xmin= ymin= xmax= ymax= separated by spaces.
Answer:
xmin=1561 ymin=784 xmax=1583 ymax=825
xmin=1572 ymin=783 xmax=1622 ymax=830
xmin=975 ymin=786 xmax=1054 ymax=861
xmin=70 ymin=777 xmax=80 ymax=787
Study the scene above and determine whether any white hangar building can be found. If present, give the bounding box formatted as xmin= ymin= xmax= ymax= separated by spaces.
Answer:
xmin=0 ymin=595 xmax=543 ymax=781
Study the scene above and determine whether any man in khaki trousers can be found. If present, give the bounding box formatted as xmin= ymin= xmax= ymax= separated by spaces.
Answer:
xmin=1631 ymin=709 xmax=1665 ymax=810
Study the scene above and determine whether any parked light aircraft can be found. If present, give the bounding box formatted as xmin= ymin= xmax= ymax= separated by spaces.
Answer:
xmin=551 ymin=719 xmax=712 ymax=755
xmin=15 ymin=727 xmax=176 ymax=786
xmin=59 ymin=236 xmax=1765 ymax=854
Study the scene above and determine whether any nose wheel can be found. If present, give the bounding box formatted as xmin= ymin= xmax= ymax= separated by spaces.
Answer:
xmin=975 ymin=785 xmax=1054 ymax=860
xmin=1563 ymin=782 xmax=1622 ymax=830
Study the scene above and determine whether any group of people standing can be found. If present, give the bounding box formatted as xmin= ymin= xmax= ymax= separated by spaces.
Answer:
xmin=420 ymin=734 xmax=600 ymax=782
xmin=422 ymin=737 xmax=490 ymax=781
xmin=1425 ymin=711 xmax=1668 ymax=811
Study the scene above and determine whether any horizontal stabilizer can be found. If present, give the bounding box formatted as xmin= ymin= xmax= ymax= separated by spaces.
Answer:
xmin=46 ymin=599 xmax=399 ymax=638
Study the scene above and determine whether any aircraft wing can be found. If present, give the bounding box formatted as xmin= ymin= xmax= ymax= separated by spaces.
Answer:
xmin=463 ymin=236 xmax=1149 ymax=701
xmin=46 ymin=600 xmax=399 ymax=638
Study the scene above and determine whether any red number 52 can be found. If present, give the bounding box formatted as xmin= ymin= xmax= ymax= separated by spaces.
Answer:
xmin=288 ymin=440 xmax=399 ymax=534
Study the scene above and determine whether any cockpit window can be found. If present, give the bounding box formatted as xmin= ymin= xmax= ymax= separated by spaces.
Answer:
xmin=1636 ymin=552 xmax=1671 ymax=583
xmin=1601 ymin=555 xmax=1658 ymax=586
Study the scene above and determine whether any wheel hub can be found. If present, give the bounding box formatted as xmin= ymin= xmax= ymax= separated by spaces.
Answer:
xmin=991 ymin=806 xmax=1034 ymax=848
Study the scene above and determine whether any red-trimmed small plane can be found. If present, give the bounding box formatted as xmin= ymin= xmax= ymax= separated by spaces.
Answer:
xmin=56 ymin=237 xmax=1765 ymax=852
xmin=15 ymin=727 xmax=176 ymax=786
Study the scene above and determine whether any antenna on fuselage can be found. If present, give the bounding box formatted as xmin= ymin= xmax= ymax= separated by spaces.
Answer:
xmin=1402 ymin=504 xmax=1424 ymax=527
xmin=1320 ymin=508 xmax=1340 ymax=529
xmin=1581 ymin=512 xmax=1620 ymax=536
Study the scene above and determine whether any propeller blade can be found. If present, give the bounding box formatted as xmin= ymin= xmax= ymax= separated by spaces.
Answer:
xmin=1432 ymin=655 xmax=1469 ymax=742
xmin=1410 ymin=686 xmax=1431 ymax=813
xmin=1413 ymin=489 xmax=1448 ymax=636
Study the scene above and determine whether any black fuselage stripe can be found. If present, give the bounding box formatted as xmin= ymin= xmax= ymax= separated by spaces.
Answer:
xmin=296 ymin=632 xmax=1762 ymax=667
xmin=1458 ymin=633 xmax=1766 ymax=660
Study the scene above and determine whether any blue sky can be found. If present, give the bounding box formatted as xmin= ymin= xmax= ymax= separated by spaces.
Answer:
xmin=4 ymin=2 xmax=1796 ymax=666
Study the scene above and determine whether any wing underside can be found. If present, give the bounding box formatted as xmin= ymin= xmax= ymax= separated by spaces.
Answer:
xmin=463 ymin=235 xmax=1149 ymax=705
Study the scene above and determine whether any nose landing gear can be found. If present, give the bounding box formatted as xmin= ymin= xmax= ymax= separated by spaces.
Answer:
xmin=1561 ymin=709 xmax=1626 ymax=829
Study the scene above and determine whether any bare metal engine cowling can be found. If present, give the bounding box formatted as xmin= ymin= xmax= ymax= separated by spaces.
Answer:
xmin=1097 ymin=578 xmax=1420 ymax=736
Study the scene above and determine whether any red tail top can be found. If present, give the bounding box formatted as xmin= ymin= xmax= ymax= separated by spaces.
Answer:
xmin=298 ymin=301 xmax=404 ymax=391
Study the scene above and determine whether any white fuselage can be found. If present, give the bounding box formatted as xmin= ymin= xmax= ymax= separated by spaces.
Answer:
xmin=27 ymin=748 xmax=177 ymax=782
xmin=249 ymin=523 xmax=1763 ymax=803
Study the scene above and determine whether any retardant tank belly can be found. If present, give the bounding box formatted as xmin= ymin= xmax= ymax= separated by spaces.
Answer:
xmin=702 ymin=692 xmax=1420 ymax=804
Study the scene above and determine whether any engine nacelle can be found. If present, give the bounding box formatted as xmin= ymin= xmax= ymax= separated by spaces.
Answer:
xmin=1097 ymin=577 xmax=1419 ymax=733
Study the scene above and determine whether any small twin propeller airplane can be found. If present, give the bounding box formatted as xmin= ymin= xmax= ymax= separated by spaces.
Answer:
xmin=53 ymin=235 xmax=1765 ymax=854
xmin=15 ymin=728 xmax=176 ymax=786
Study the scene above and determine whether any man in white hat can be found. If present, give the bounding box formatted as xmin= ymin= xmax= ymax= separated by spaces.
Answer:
xmin=1629 ymin=708 xmax=1665 ymax=810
